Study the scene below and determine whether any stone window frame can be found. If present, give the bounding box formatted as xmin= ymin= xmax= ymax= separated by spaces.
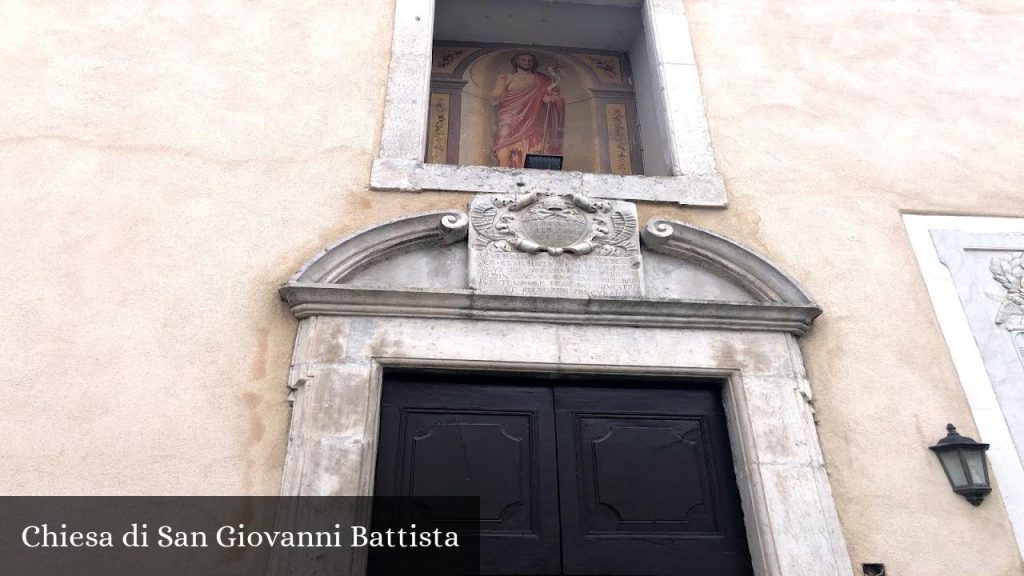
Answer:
xmin=370 ymin=0 xmax=726 ymax=206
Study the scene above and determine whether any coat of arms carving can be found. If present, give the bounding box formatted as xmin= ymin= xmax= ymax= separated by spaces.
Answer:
xmin=470 ymin=191 xmax=639 ymax=257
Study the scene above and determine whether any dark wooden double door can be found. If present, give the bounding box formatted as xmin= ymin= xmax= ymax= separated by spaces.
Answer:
xmin=374 ymin=372 xmax=753 ymax=576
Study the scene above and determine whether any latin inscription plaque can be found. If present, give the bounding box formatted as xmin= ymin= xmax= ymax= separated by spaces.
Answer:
xmin=468 ymin=193 xmax=643 ymax=298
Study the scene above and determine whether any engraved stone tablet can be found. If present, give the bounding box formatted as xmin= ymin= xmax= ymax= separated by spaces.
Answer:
xmin=468 ymin=192 xmax=644 ymax=298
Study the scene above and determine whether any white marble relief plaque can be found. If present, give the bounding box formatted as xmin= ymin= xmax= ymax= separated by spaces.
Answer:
xmin=468 ymin=192 xmax=643 ymax=298
xmin=933 ymin=231 xmax=1024 ymax=465
xmin=991 ymin=252 xmax=1024 ymax=365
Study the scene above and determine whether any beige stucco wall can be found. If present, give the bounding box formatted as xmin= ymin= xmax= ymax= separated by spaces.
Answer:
xmin=1 ymin=1 xmax=1022 ymax=574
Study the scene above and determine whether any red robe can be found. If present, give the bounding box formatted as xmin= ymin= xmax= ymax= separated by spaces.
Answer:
xmin=493 ymin=73 xmax=565 ymax=168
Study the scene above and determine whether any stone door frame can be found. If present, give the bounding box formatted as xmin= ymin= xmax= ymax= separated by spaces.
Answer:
xmin=273 ymin=210 xmax=854 ymax=576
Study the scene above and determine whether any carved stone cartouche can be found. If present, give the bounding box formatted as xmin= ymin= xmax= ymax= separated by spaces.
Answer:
xmin=468 ymin=192 xmax=644 ymax=298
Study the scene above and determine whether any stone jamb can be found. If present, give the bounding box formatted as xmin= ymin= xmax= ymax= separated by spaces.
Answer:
xmin=370 ymin=0 xmax=726 ymax=205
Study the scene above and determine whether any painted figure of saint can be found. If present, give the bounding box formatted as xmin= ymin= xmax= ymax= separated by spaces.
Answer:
xmin=491 ymin=53 xmax=565 ymax=168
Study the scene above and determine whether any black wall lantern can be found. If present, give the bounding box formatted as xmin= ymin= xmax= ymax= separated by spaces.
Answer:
xmin=929 ymin=423 xmax=991 ymax=506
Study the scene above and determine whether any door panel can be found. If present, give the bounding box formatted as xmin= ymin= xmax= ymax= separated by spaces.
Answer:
xmin=577 ymin=415 xmax=717 ymax=532
xmin=554 ymin=385 xmax=753 ymax=576
xmin=374 ymin=374 xmax=753 ymax=576
xmin=374 ymin=375 xmax=562 ymax=575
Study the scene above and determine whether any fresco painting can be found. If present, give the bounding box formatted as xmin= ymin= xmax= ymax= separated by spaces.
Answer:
xmin=490 ymin=52 xmax=565 ymax=168
xmin=429 ymin=43 xmax=642 ymax=175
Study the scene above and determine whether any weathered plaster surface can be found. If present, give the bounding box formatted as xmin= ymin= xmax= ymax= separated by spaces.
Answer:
xmin=1 ymin=1 xmax=1022 ymax=575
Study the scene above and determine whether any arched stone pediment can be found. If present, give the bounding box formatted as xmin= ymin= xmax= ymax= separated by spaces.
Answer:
xmin=290 ymin=210 xmax=470 ymax=284
xmin=639 ymin=218 xmax=815 ymax=306
xmin=280 ymin=208 xmax=821 ymax=334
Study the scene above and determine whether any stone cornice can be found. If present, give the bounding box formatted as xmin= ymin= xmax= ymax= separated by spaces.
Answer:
xmin=279 ymin=284 xmax=821 ymax=335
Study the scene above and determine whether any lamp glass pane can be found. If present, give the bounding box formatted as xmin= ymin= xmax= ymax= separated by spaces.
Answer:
xmin=964 ymin=450 xmax=988 ymax=485
xmin=939 ymin=451 xmax=968 ymax=487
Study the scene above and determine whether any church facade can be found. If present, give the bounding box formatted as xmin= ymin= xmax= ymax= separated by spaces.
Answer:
xmin=2 ymin=1 xmax=1023 ymax=575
